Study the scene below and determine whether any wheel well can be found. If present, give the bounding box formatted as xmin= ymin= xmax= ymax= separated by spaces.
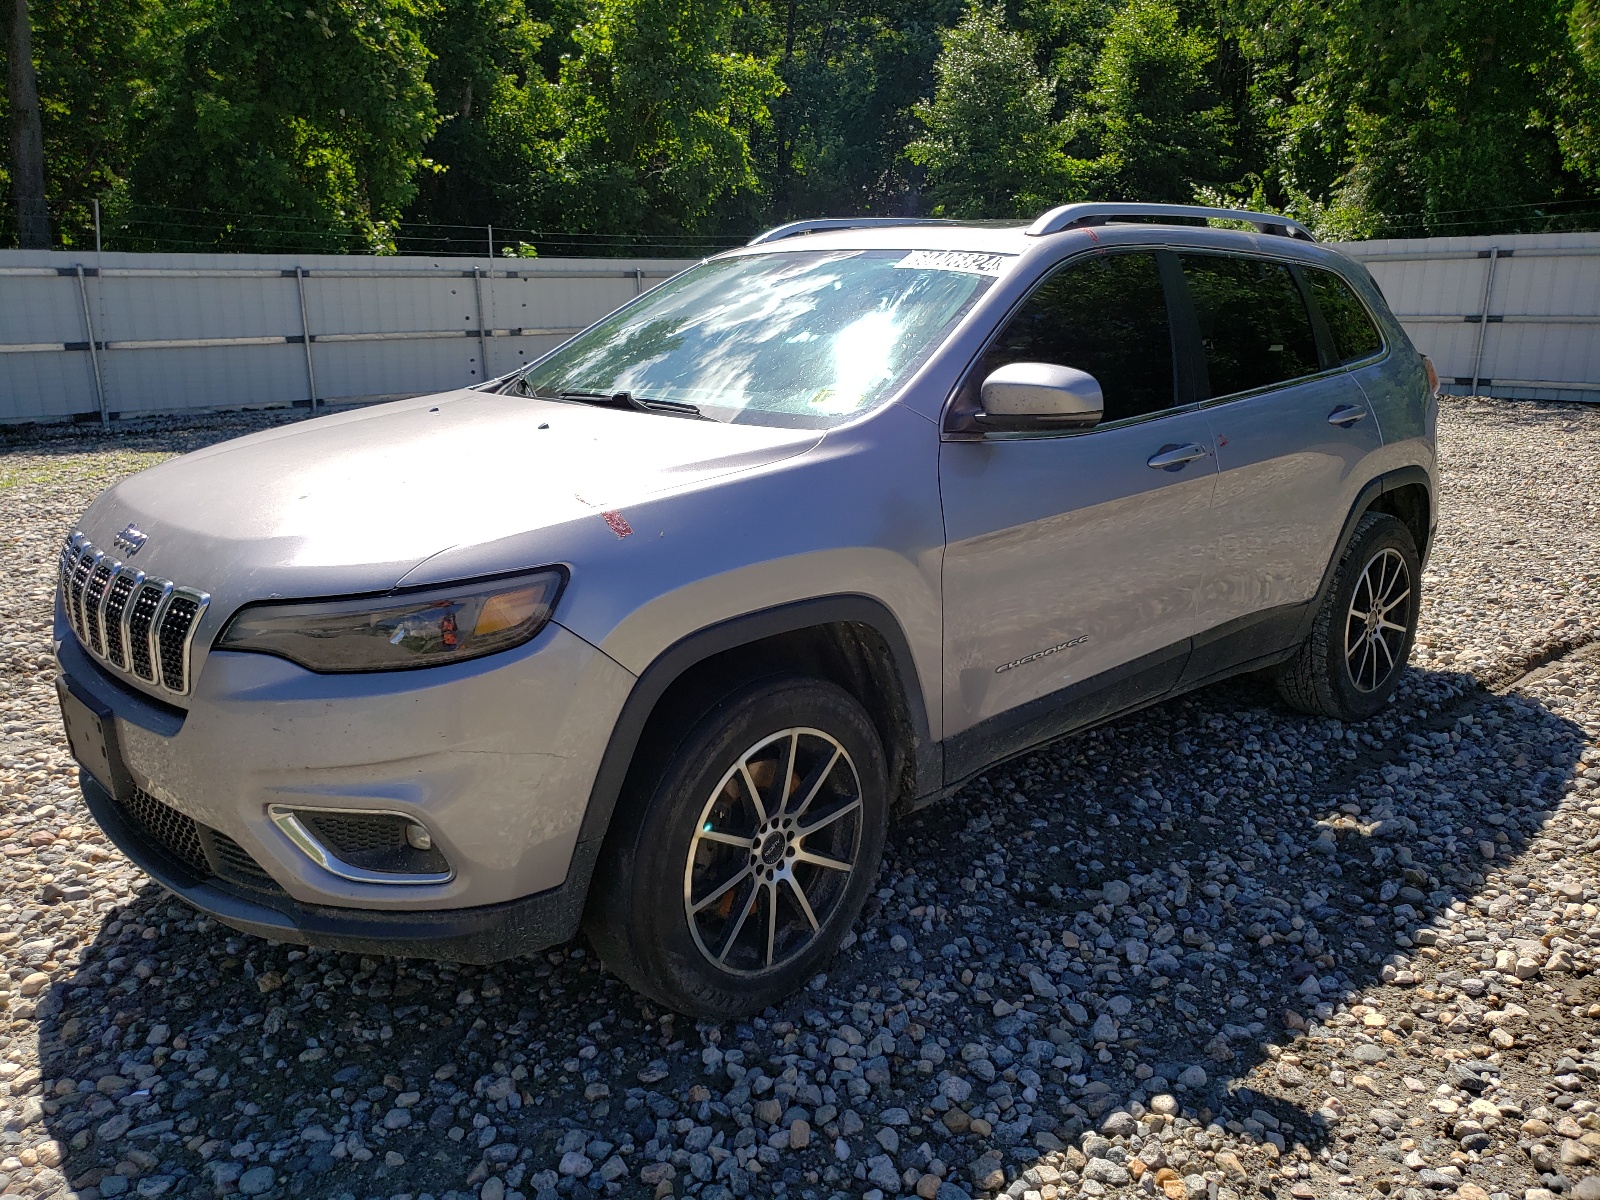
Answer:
xmin=1367 ymin=482 xmax=1430 ymax=561
xmin=629 ymin=621 xmax=921 ymax=811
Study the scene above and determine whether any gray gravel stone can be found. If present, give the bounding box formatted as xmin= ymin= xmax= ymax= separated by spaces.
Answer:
xmin=237 ymin=1165 xmax=276 ymax=1195
xmin=2 ymin=399 xmax=1600 ymax=1200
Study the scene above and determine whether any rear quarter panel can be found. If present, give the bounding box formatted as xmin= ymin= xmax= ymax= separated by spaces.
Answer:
xmin=1343 ymin=262 xmax=1439 ymax=485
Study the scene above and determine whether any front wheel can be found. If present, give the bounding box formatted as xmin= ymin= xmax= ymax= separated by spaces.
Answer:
xmin=584 ymin=677 xmax=889 ymax=1018
xmin=1276 ymin=511 xmax=1421 ymax=721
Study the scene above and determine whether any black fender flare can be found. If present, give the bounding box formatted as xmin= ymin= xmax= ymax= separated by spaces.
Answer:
xmin=555 ymin=595 xmax=937 ymax=936
xmin=1295 ymin=465 xmax=1434 ymax=644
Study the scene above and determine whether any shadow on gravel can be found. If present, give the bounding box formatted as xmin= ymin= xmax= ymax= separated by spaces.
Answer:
xmin=29 ymin=663 xmax=1588 ymax=1200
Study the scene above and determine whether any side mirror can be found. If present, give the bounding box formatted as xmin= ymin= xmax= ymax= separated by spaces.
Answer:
xmin=977 ymin=362 xmax=1103 ymax=432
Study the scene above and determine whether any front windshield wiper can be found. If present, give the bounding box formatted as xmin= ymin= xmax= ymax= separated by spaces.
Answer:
xmin=554 ymin=389 xmax=710 ymax=420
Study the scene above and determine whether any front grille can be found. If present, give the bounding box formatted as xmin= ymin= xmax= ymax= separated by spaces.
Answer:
xmin=59 ymin=533 xmax=207 ymax=697
xmin=114 ymin=787 xmax=283 ymax=894
xmin=121 ymin=786 xmax=208 ymax=876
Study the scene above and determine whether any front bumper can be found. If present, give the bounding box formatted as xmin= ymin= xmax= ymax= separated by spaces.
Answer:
xmin=55 ymin=590 xmax=636 ymax=932
xmin=79 ymin=770 xmax=582 ymax=962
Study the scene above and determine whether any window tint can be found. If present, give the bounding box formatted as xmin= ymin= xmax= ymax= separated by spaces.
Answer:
xmin=982 ymin=252 xmax=1175 ymax=424
xmin=1180 ymin=254 xmax=1320 ymax=397
xmin=1304 ymin=267 xmax=1383 ymax=363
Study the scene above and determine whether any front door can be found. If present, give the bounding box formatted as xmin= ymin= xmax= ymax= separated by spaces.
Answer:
xmin=940 ymin=250 xmax=1218 ymax=775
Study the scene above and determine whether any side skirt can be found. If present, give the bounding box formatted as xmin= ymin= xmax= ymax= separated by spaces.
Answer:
xmin=920 ymin=604 xmax=1310 ymax=810
xmin=934 ymin=639 xmax=1191 ymax=799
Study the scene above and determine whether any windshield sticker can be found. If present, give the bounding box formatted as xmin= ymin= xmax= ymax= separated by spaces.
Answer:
xmin=894 ymin=250 xmax=1008 ymax=276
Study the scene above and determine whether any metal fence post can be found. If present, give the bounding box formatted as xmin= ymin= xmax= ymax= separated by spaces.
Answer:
xmin=74 ymin=264 xmax=108 ymax=425
xmin=294 ymin=267 xmax=318 ymax=409
xmin=1470 ymin=247 xmax=1500 ymax=397
xmin=472 ymin=265 xmax=490 ymax=382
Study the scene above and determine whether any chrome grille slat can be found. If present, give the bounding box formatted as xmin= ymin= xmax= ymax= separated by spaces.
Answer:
xmin=127 ymin=581 xmax=169 ymax=682
xmin=68 ymin=547 xmax=100 ymax=640
xmin=102 ymin=568 xmax=141 ymax=669
xmin=57 ymin=533 xmax=208 ymax=697
xmin=157 ymin=592 xmax=202 ymax=692
xmin=84 ymin=559 xmax=116 ymax=654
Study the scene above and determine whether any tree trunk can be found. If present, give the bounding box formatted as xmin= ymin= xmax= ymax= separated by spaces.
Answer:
xmin=7 ymin=0 xmax=49 ymax=248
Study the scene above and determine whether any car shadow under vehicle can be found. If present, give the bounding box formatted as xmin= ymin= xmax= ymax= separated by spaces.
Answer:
xmin=32 ymin=659 xmax=1586 ymax=1200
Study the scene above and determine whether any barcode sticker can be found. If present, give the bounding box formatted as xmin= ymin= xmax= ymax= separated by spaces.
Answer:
xmin=895 ymin=250 xmax=1009 ymax=276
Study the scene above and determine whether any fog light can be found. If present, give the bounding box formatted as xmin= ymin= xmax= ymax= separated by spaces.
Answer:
xmin=405 ymin=823 xmax=433 ymax=851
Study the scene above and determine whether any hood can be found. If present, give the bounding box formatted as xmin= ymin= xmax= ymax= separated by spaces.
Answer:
xmin=77 ymin=390 xmax=822 ymax=601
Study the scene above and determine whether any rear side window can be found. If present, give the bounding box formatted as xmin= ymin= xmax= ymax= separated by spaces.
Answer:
xmin=1180 ymin=254 xmax=1320 ymax=398
xmin=1304 ymin=267 xmax=1383 ymax=363
xmin=982 ymin=252 xmax=1175 ymax=424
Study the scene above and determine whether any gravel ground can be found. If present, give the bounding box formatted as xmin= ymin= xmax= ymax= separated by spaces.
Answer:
xmin=0 ymin=396 xmax=1598 ymax=1200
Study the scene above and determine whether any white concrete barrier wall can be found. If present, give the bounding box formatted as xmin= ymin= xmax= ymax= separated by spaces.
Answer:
xmin=3 ymin=233 xmax=1596 ymax=423
xmin=1332 ymin=231 xmax=1600 ymax=403
xmin=0 ymin=250 xmax=699 ymax=424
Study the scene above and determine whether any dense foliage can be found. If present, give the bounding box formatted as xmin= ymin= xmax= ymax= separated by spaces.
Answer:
xmin=3 ymin=0 xmax=1598 ymax=252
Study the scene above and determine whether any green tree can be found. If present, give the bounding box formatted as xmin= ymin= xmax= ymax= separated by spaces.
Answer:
xmin=1225 ymin=0 xmax=1593 ymax=236
xmin=122 ymin=0 xmax=440 ymax=252
xmin=405 ymin=0 xmax=559 ymax=248
xmin=743 ymin=0 xmax=961 ymax=222
xmin=906 ymin=2 xmax=1074 ymax=217
xmin=4 ymin=0 xmax=48 ymax=245
xmin=1016 ymin=0 xmax=1115 ymax=120
xmin=1078 ymin=0 xmax=1227 ymax=202
xmin=1560 ymin=0 xmax=1600 ymax=183
xmin=547 ymin=0 xmax=781 ymax=243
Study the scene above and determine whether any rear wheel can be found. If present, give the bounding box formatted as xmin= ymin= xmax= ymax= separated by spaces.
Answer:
xmin=585 ymin=676 xmax=888 ymax=1018
xmin=1276 ymin=511 xmax=1420 ymax=721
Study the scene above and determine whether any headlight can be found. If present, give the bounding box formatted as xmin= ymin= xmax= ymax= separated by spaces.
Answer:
xmin=216 ymin=570 xmax=565 ymax=673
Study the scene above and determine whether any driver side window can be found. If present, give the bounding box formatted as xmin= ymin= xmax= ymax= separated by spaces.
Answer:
xmin=981 ymin=251 xmax=1177 ymax=425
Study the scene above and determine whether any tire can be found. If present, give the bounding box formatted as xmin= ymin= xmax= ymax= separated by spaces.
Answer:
xmin=1276 ymin=511 xmax=1421 ymax=721
xmin=584 ymin=676 xmax=889 ymax=1018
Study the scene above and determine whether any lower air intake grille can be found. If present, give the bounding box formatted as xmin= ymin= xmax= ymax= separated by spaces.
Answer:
xmin=210 ymin=832 xmax=282 ymax=892
xmin=114 ymin=787 xmax=283 ymax=894
xmin=120 ymin=787 xmax=208 ymax=877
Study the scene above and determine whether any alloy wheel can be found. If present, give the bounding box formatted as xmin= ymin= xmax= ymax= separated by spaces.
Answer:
xmin=1344 ymin=546 xmax=1412 ymax=693
xmin=682 ymin=728 xmax=863 ymax=975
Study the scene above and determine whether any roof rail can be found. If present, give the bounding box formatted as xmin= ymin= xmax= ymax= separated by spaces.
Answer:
xmin=1026 ymin=202 xmax=1316 ymax=242
xmin=747 ymin=217 xmax=954 ymax=246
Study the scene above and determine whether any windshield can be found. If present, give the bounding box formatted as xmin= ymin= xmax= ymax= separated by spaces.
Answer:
xmin=512 ymin=248 xmax=1004 ymax=427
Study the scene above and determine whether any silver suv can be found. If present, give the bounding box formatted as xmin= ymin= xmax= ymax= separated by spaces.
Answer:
xmin=54 ymin=203 xmax=1437 ymax=1017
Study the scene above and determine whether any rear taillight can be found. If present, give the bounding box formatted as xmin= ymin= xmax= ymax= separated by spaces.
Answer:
xmin=1422 ymin=355 xmax=1439 ymax=395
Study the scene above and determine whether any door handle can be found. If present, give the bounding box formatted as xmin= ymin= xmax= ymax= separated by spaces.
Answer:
xmin=1147 ymin=443 xmax=1209 ymax=470
xmin=1328 ymin=404 xmax=1368 ymax=427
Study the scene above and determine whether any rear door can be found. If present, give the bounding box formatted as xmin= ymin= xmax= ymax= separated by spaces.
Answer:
xmin=1178 ymin=253 xmax=1385 ymax=678
xmin=939 ymin=250 xmax=1218 ymax=772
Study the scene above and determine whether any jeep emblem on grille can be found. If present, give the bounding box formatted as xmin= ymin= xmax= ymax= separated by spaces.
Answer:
xmin=113 ymin=524 xmax=148 ymax=555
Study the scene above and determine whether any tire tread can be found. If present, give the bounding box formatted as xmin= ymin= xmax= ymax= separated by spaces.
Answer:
xmin=1276 ymin=511 xmax=1414 ymax=720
